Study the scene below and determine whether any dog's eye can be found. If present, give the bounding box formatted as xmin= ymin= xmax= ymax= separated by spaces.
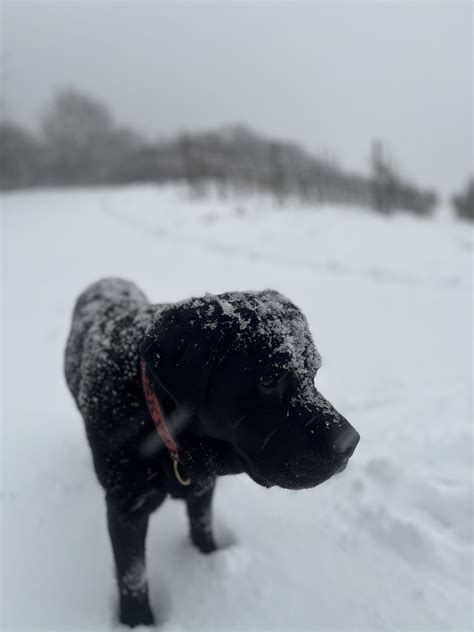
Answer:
xmin=260 ymin=371 xmax=286 ymax=390
xmin=260 ymin=374 xmax=276 ymax=389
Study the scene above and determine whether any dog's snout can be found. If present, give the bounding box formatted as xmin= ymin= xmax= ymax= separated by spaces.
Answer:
xmin=331 ymin=426 xmax=360 ymax=457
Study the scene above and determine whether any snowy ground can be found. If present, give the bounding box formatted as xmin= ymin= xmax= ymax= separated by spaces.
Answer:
xmin=1 ymin=185 xmax=472 ymax=631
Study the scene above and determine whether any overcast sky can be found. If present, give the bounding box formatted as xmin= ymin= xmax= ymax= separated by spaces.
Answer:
xmin=2 ymin=1 xmax=472 ymax=196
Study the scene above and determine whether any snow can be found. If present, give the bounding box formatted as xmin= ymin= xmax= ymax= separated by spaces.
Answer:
xmin=1 ymin=184 xmax=472 ymax=631
xmin=167 ymin=287 xmax=322 ymax=411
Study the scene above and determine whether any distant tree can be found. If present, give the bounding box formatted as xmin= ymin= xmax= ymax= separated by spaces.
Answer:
xmin=269 ymin=141 xmax=287 ymax=204
xmin=0 ymin=121 xmax=43 ymax=189
xmin=370 ymin=139 xmax=398 ymax=214
xmin=104 ymin=126 xmax=145 ymax=182
xmin=178 ymin=133 xmax=207 ymax=196
xmin=452 ymin=177 xmax=474 ymax=221
xmin=369 ymin=139 xmax=436 ymax=216
xmin=41 ymin=88 xmax=140 ymax=185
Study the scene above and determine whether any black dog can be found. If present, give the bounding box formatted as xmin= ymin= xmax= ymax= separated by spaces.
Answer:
xmin=65 ymin=278 xmax=360 ymax=627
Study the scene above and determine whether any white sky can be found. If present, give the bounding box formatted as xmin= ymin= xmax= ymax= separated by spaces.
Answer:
xmin=2 ymin=1 xmax=472 ymax=196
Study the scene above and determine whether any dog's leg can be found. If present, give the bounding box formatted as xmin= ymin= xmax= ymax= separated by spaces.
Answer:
xmin=106 ymin=502 xmax=155 ymax=627
xmin=186 ymin=479 xmax=217 ymax=553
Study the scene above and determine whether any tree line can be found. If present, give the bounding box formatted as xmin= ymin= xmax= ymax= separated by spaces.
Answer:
xmin=1 ymin=88 xmax=470 ymax=219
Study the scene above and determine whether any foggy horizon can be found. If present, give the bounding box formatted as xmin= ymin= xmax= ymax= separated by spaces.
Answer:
xmin=2 ymin=1 xmax=472 ymax=196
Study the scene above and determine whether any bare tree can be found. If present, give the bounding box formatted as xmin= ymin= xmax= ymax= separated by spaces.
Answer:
xmin=0 ymin=121 xmax=43 ymax=189
xmin=370 ymin=139 xmax=397 ymax=214
xmin=452 ymin=177 xmax=474 ymax=221
xmin=41 ymin=89 xmax=117 ymax=184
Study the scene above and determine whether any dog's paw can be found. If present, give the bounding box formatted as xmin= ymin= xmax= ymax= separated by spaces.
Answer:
xmin=197 ymin=540 xmax=218 ymax=554
xmin=119 ymin=596 xmax=155 ymax=628
xmin=190 ymin=533 xmax=218 ymax=554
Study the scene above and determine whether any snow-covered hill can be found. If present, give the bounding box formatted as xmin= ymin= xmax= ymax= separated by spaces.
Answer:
xmin=1 ymin=185 xmax=472 ymax=631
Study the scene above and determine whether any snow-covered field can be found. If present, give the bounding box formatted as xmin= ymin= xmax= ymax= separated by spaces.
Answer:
xmin=1 ymin=185 xmax=472 ymax=631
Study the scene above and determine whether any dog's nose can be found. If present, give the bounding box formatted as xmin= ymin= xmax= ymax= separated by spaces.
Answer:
xmin=331 ymin=426 xmax=360 ymax=457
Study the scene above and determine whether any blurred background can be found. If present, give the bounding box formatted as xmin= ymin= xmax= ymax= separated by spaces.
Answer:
xmin=1 ymin=1 xmax=472 ymax=214
xmin=1 ymin=2 xmax=473 ymax=631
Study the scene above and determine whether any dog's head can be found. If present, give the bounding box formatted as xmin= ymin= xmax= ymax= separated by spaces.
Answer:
xmin=142 ymin=290 xmax=359 ymax=490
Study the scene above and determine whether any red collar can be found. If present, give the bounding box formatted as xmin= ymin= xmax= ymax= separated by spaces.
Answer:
xmin=140 ymin=359 xmax=191 ymax=486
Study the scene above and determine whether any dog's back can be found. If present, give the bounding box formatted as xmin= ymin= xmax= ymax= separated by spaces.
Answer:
xmin=64 ymin=277 xmax=162 ymax=434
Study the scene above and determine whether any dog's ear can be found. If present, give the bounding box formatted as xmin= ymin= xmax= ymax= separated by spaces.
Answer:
xmin=141 ymin=298 xmax=229 ymax=415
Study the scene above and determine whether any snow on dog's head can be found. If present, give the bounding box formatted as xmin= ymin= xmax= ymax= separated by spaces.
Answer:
xmin=142 ymin=290 xmax=359 ymax=490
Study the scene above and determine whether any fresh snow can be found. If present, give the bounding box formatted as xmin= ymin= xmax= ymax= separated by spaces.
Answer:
xmin=1 ymin=184 xmax=472 ymax=631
